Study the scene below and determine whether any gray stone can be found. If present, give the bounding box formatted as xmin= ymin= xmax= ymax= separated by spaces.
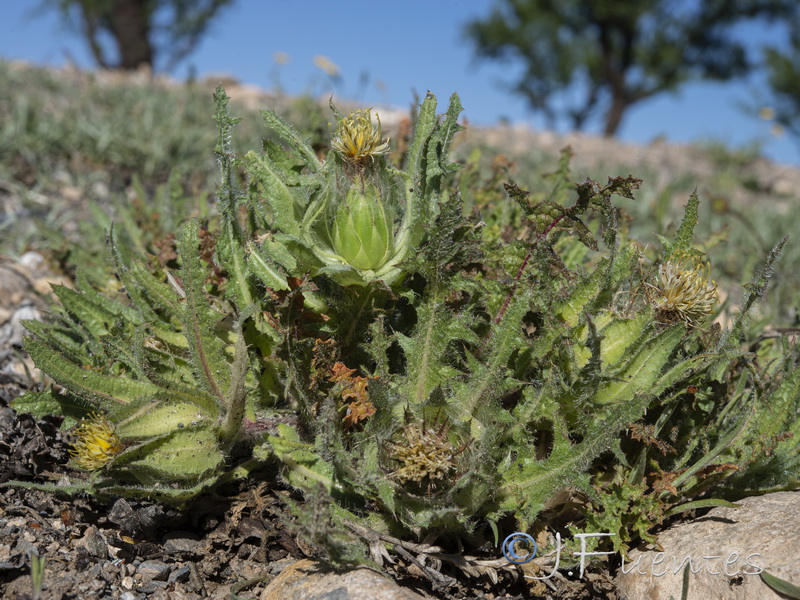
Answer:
xmin=75 ymin=526 xmax=108 ymax=560
xmin=617 ymin=491 xmax=800 ymax=600
xmin=168 ymin=565 xmax=191 ymax=583
xmin=138 ymin=560 xmax=171 ymax=581
xmin=259 ymin=559 xmax=429 ymax=600
xmin=162 ymin=531 xmax=202 ymax=553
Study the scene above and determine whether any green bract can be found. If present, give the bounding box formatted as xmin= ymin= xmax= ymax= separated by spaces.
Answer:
xmin=331 ymin=183 xmax=394 ymax=271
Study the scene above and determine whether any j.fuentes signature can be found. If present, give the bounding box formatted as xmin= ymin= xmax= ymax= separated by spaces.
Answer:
xmin=502 ymin=532 xmax=764 ymax=580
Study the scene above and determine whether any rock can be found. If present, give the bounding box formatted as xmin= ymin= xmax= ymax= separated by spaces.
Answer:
xmin=76 ymin=526 xmax=108 ymax=559
xmin=168 ymin=564 xmax=191 ymax=583
xmin=617 ymin=491 xmax=800 ymax=600
xmin=259 ymin=559 xmax=429 ymax=600
xmin=138 ymin=559 xmax=171 ymax=581
xmin=163 ymin=531 xmax=202 ymax=553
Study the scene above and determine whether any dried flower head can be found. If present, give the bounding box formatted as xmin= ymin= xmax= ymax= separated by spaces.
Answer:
xmin=652 ymin=253 xmax=718 ymax=324
xmin=389 ymin=422 xmax=458 ymax=489
xmin=70 ymin=413 xmax=124 ymax=471
xmin=331 ymin=109 xmax=390 ymax=167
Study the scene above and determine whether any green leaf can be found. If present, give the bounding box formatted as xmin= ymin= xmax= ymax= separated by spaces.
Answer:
xmin=260 ymin=109 xmax=322 ymax=171
xmin=664 ymin=192 xmax=700 ymax=260
xmin=127 ymin=259 xmax=181 ymax=320
xmin=403 ymin=92 xmax=438 ymax=179
xmin=761 ymin=571 xmax=800 ymax=599
xmin=395 ymin=299 xmax=478 ymax=412
xmin=267 ymin=424 xmax=338 ymax=493
xmin=246 ymin=150 xmax=303 ymax=236
xmin=662 ymin=498 xmax=739 ymax=519
xmin=592 ymin=324 xmax=683 ymax=406
xmin=52 ymin=284 xmax=114 ymax=338
xmin=500 ymin=391 xmax=651 ymax=526
xmin=450 ymin=290 xmax=529 ymax=435
xmin=717 ymin=235 xmax=788 ymax=349
xmin=178 ymin=220 xmax=231 ymax=402
xmin=24 ymin=337 xmax=160 ymax=410
xmin=247 ymin=240 xmax=290 ymax=291
xmin=10 ymin=390 xmax=91 ymax=426
xmin=217 ymin=218 xmax=255 ymax=311
xmin=109 ymin=425 xmax=224 ymax=484
xmin=108 ymin=226 xmax=163 ymax=325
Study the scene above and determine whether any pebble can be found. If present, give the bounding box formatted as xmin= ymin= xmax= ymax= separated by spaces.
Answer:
xmin=78 ymin=526 xmax=108 ymax=559
xmin=138 ymin=580 xmax=169 ymax=593
xmin=162 ymin=531 xmax=202 ymax=553
xmin=168 ymin=565 xmax=191 ymax=583
xmin=138 ymin=560 xmax=171 ymax=581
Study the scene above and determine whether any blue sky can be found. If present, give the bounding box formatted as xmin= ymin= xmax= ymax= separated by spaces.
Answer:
xmin=2 ymin=1 xmax=798 ymax=166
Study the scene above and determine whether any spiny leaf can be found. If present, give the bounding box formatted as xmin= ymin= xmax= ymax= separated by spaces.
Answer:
xmin=664 ymin=192 xmax=700 ymax=260
xmin=216 ymin=217 xmax=255 ymax=310
xmin=719 ymin=235 xmax=788 ymax=348
xmin=403 ymin=92 xmax=438 ymax=180
xmin=10 ymin=390 xmax=92 ymax=426
xmin=52 ymin=285 xmax=114 ymax=338
xmin=505 ymin=183 xmax=597 ymax=251
xmin=246 ymin=150 xmax=303 ymax=236
xmin=127 ymin=259 xmax=182 ymax=320
xmin=266 ymin=424 xmax=338 ymax=493
xmin=592 ymin=324 xmax=684 ymax=406
xmin=500 ymin=391 xmax=652 ymax=525
xmin=178 ymin=220 xmax=231 ymax=402
xmin=260 ymin=109 xmax=322 ymax=171
xmin=213 ymin=86 xmax=242 ymax=218
xmin=247 ymin=240 xmax=290 ymax=291
xmin=395 ymin=299 xmax=478 ymax=412
xmin=24 ymin=336 xmax=159 ymax=410
xmin=450 ymin=290 xmax=530 ymax=434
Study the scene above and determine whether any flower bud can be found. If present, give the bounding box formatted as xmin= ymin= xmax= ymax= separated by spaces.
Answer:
xmin=332 ymin=184 xmax=394 ymax=271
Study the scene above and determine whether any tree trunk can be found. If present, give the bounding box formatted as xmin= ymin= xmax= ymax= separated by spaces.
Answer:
xmin=603 ymin=95 xmax=628 ymax=137
xmin=108 ymin=0 xmax=153 ymax=70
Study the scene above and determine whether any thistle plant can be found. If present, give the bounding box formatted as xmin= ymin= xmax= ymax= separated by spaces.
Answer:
xmin=8 ymin=88 xmax=798 ymax=570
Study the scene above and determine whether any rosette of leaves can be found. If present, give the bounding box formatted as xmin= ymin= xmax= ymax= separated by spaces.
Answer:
xmin=10 ymin=219 xmax=255 ymax=501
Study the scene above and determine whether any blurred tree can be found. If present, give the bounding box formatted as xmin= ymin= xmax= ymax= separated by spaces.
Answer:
xmin=43 ymin=0 xmax=234 ymax=71
xmin=763 ymin=31 xmax=800 ymax=142
xmin=465 ymin=0 xmax=799 ymax=136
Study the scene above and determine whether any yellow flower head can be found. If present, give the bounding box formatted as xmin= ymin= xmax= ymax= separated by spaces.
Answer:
xmin=331 ymin=109 xmax=390 ymax=167
xmin=653 ymin=253 xmax=718 ymax=324
xmin=70 ymin=413 xmax=124 ymax=471
xmin=389 ymin=423 xmax=457 ymax=488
